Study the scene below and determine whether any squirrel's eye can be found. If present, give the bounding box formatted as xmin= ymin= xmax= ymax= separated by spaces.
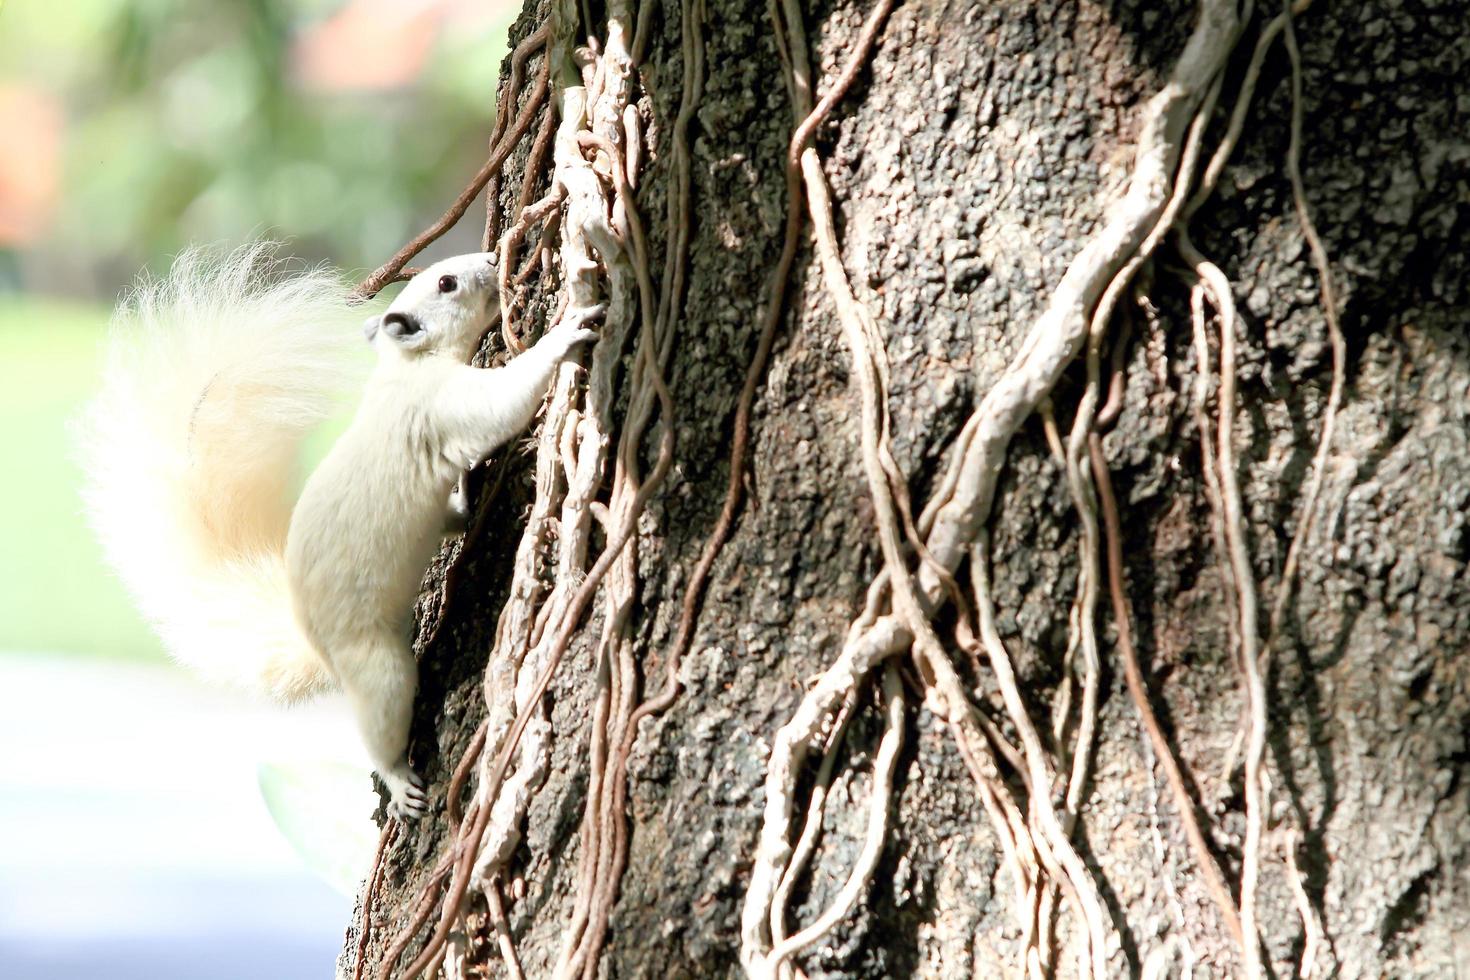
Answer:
xmin=437 ymin=275 xmax=458 ymax=294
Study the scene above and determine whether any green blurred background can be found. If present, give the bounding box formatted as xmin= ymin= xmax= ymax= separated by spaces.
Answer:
xmin=0 ymin=0 xmax=517 ymax=664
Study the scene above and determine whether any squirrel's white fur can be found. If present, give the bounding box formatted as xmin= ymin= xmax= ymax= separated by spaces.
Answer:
xmin=80 ymin=243 xmax=598 ymax=818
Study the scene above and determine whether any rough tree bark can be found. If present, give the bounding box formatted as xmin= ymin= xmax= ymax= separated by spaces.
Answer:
xmin=341 ymin=0 xmax=1470 ymax=977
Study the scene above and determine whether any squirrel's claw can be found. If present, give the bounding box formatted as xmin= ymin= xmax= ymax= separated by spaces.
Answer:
xmin=383 ymin=765 xmax=430 ymax=821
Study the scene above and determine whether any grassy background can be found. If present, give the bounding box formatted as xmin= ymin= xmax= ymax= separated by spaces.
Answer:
xmin=0 ymin=299 xmax=163 ymax=660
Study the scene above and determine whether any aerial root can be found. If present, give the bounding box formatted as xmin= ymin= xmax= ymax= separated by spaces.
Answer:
xmin=352 ymin=820 xmax=399 ymax=980
xmin=499 ymin=183 xmax=569 ymax=352
xmin=1269 ymin=0 xmax=1342 ymax=651
xmin=483 ymin=22 xmax=556 ymax=248
xmin=355 ymin=35 xmax=552 ymax=299
xmin=486 ymin=879 xmax=525 ymax=980
xmin=769 ymin=687 xmax=860 ymax=952
xmin=763 ymin=666 xmax=905 ymax=977
xmin=1283 ymin=827 xmax=1323 ymax=978
xmin=1161 ymin=3 xmax=1336 ymax=973
xmin=1091 ymin=422 xmax=1244 ymax=949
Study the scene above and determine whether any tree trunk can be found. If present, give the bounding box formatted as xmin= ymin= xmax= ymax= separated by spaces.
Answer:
xmin=343 ymin=0 xmax=1470 ymax=977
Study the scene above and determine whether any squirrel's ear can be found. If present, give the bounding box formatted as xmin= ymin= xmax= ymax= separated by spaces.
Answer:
xmin=362 ymin=315 xmax=382 ymax=342
xmin=382 ymin=311 xmax=425 ymax=345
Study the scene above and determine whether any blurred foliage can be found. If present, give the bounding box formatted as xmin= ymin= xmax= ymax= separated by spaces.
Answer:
xmin=0 ymin=0 xmax=516 ymax=289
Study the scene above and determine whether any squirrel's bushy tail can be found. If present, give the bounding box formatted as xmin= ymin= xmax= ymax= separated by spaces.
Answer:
xmin=79 ymin=244 xmax=362 ymax=702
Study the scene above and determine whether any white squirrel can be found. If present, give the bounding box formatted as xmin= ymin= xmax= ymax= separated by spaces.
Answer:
xmin=80 ymin=244 xmax=600 ymax=819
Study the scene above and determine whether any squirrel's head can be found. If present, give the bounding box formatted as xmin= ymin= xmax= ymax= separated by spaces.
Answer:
xmin=363 ymin=252 xmax=500 ymax=361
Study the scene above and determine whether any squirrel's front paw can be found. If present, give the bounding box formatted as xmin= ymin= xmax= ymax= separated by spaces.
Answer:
xmin=564 ymin=327 xmax=600 ymax=350
xmin=556 ymin=303 xmax=606 ymax=350
xmin=541 ymin=303 xmax=603 ymax=361
xmin=381 ymin=763 xmax=429 ymax=821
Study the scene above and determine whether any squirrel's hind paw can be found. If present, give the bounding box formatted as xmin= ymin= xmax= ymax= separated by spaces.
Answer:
xmin=382 ymin=764 xmax=429 ymax=821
